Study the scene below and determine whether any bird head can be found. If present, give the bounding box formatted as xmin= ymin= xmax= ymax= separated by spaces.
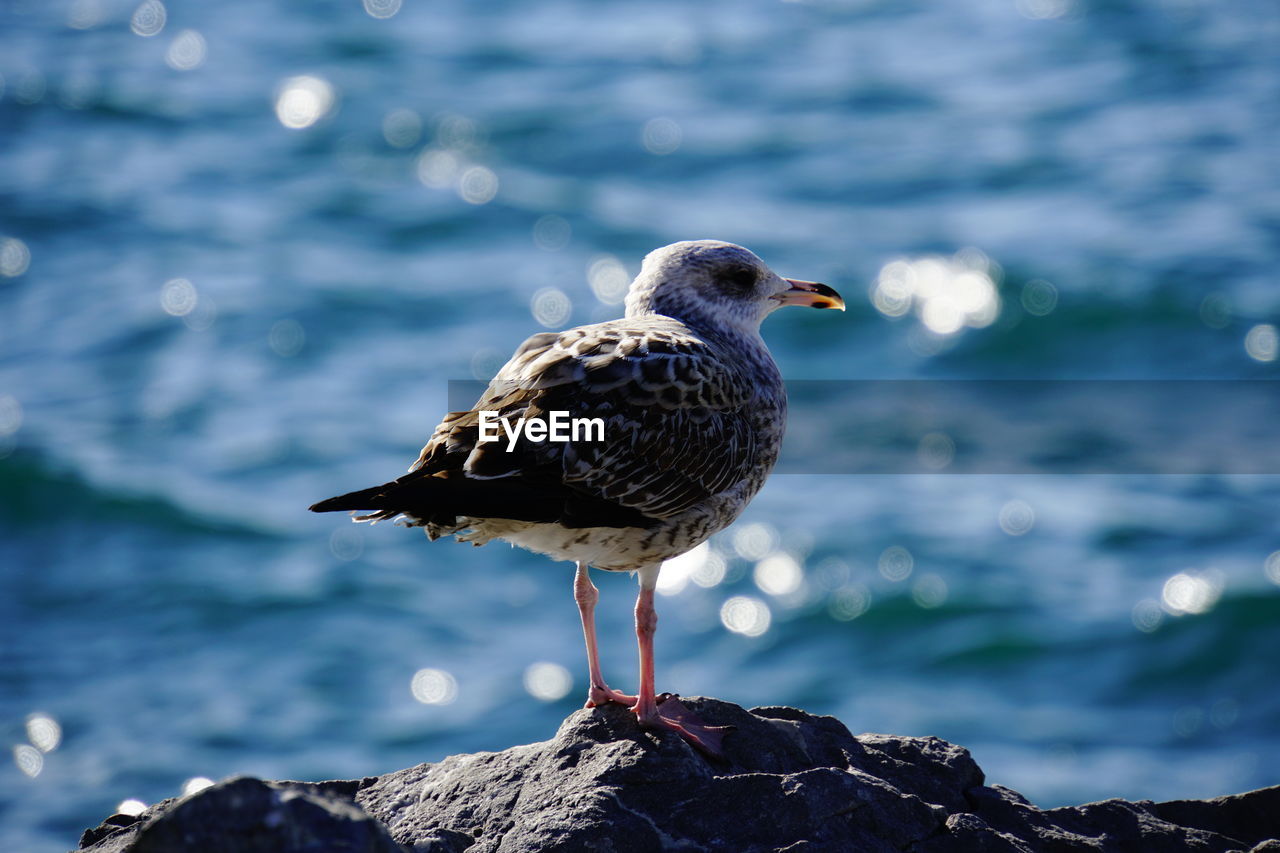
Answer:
xmin=625 ymin=240 xmax=844 ymax=335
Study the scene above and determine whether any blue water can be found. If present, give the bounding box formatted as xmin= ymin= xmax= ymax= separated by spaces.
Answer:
xmin=3 ymin=0 xmax=1280 ymax=849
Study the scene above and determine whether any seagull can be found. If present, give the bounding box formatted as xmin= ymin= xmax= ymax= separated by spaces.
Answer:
xmin=310 ymin=240 xmax=844 ymax=756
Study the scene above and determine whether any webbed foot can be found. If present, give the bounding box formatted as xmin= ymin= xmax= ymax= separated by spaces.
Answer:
xmin=635 ymin=693 xmax=732 ymax=758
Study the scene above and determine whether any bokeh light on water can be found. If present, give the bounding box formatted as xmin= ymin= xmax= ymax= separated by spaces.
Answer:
xmin=410 ymin=668 xmax=458 ymax=706
xmin=720 ymin=595 xmax=771 ymax=638
xmin=129 ymin=0 xmax=165 ymax=37
xmin=1244 ymin=324 xmax=1277 ymax=362
xmin=458 ymin=166 xmax=499 ymax=205
xmin=641 ymin=117 xmax=682 ymax=156
xmin=0 ymin=237 xmax=31 ymax=277
xmin=1020 ymin=280 xmax=1058 ymax=317
xmin=911 ymin=573 xmax=948 ymax=609
xmin=435 ymin=114 xmax=480 ymax=150
xmin=115 ymin=799 xmax=147 ymax=817
xmin=657 ymin=542 xmax=708 ymax=596
xmin=268 ymin=319 xmax=306 ymax=358
xmin=998 ymin=500 xmax=1036 ymax=537
xmin=67 ymin=0 xmax=103 ymax=30
xmin=1266 ymin=552 xmax=1280 ymax=586
xmin=13 ymin=745 xmax=43 ymax=779
xmin=0 ymin=395 xmax=23 ymax=438
xmin=382 ymin=109 xmax=422 ymax=149
xmin=523 ymin=662 xmax=573 ymax=702
xmin=25 ymin=713 xmax=61 ymax=754
xmin=275 ymin=76 xmax=336 ymax=130
xmin=1161 ymin=571 xmax=1223 ymax=616
xmin=732 ymin=522 xmax=778 ymax=562
xmin=531 ymin=288 xmax=572 ymax=328
xmin=181 ymin=777 xmax=214 ymax=797
xmin=871 ymin=251 xmax=1000 ymax=336
xmin=917 ymin=432 xmax=955 ymax=470
xmin=160 ymin=278 xmax=197 ymax=317
xmin=753 ymin=552 xmax=803 ymax=598
xmin=829 ymin=584 xmax=871 ymax=622
xmin=1131 ymin=599 xmax=1164 ymax=633
xmin=878 ymin=546 xmax=913 ymax=582
xmin=164 ymin=30 xmax=206 ymax=72
xmin=587 ymin=255 xmax=629 ymax=305
xmin=362 ymin=0 xmax=403 ymax=20
xmin=416 ymin=149 xmax=461 ymax=188
xmin=691 ymin=550 xmax=727 ymax=588
xmin=532 ymin=215 xmax=572 ymax=252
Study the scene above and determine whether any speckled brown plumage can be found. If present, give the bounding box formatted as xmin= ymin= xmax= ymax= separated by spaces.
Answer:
xmin=312 ymin=240 xmax=819 ymax=572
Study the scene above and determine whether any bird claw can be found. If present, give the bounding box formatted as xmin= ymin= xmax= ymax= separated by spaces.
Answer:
xmin=585 ymin=684 xmax=638 ymax=708
xmin=638 ymin=693 xmax=733 ymax=758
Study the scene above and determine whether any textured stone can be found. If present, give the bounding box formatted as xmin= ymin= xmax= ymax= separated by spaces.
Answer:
xmin=78 ymin=777 xmax=404 ymax=853
xmin=77 ymin=699 xmax=1280 ymax=853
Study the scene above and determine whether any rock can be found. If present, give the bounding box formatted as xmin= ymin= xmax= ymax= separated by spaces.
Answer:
xmin=77 ymin=777 xmax=404 ymax=853
xmin=77 ymin=698 xmax=1280 ymax=853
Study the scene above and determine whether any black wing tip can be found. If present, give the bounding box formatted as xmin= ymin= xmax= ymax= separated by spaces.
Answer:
xmin=309 ymin=476 xmax=667 ymax=530
xmin=309 ymin=484 xmax=386 ymax=513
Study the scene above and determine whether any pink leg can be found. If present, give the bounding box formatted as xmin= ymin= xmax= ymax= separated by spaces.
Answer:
xmin=632 ymin=582 xmax=660 ymax=720
xmin=574 ymin=562 xmax=636 ymax=708
xmin=630 ymin=565 xmax=730 ymax=757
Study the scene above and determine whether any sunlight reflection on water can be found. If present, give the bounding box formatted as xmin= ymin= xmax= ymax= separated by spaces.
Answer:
xmin=115 ymin=799 xmax=147 ymax=817
xmin=1161 ymin=571 xmax=1223 ymax=616
xmin=165 ymin=30 xmax=206 ymax=71
xmin=720 ymin=595 xmax=771 ymax=637
xmin=275 ymin=76 xmax=336 ymax=130
xmin=182 ymin=777 xmax=215 ymax=797
xmin=1244 ymin=324 xmax=1277 ymax=362
xmin=878 ymin=545 xmax=913 ymax=582
xmin=25 ymin=713 xmax=61 ymax=754
xmin=130 ymin=0 xmax=165 ymax=38
xmin=657 ymin=542 xmax=709 ymax=596
xmin=872 ymin=251 xmax=1000 ymax=336
xmin=13 ymin=745 xmax=43 ymax=779
xmin=410 ymin=668 xmax=458 ymax=706
xmin=0 ymin=237 xmax=30 ymax=277
xmin=753 ymin=552 xmax=803 ymax=598
xmin=523 ymin=662 xmax=573 ymax=701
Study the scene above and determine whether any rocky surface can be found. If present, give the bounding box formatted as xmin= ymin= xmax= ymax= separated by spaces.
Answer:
xmin=77 ymin=698 xmax=1279 ymax=853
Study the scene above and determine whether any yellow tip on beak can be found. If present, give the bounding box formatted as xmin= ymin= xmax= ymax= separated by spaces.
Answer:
xmin=776 ymin=278 xmax=846 ymax=311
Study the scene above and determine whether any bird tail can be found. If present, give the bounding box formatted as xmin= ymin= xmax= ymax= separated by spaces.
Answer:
xmin=309 ymin=483 xmax=397 ymax=513
xmin=308 ymin=473 xmax=660 ymax=529
xmin=308 ymin=473 xmax=559 ymax=524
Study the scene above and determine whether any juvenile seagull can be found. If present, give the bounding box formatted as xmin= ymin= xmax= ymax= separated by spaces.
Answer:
xmin=310 ymin=240 xmax=843 ymax=755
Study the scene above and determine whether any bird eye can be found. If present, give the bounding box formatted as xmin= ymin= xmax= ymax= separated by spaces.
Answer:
xmin=720 ymin=266 xmax=757 ymax=297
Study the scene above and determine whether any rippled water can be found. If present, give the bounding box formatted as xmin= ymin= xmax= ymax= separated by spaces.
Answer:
xmin=3 ymin=0 xmax=1279 ymax=849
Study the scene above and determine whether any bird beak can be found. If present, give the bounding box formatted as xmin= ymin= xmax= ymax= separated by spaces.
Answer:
xmin=775 ymin=279 xmax=846 ymax=311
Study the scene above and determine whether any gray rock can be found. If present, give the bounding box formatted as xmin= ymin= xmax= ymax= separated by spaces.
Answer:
xmin=77 ymin=698 xmax=1279 ymax=853
xmin=77 ymin=777 xmax=405 ymax=853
